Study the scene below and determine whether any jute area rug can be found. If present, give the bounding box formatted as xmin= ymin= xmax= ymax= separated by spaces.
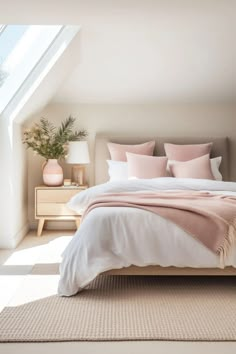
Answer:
xmin=0 ymin=274 xmax=236 ymax=342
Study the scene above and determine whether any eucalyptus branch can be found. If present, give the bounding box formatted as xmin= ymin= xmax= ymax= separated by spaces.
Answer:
xmin=23 ymin=116 xmax=88 ymax=160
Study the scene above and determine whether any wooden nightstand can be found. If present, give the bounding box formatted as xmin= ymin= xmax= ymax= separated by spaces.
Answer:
xmin=35 ymin=185 xmax=88 ymax=236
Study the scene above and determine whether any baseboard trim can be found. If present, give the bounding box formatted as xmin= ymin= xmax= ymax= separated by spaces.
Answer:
xmin=0 ymin=222 xmax=29 ymax=249
xmin=13 ymin=222 xmax=30 ymax=247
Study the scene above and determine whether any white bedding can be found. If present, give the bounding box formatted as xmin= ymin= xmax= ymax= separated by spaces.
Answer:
xmin=58 ymin=178 xmax=236 ymax=296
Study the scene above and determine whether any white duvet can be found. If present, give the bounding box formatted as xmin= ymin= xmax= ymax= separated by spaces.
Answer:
xmin=58 ymin=178 xmax=236 ymax=296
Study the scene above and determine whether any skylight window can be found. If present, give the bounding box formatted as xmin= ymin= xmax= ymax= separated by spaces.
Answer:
xmin=0 ymin=25 xmax=6 ymax=34
xmin=0 ymin=25 xmax=63 ymax=113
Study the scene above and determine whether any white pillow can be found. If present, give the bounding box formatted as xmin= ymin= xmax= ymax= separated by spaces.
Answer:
xmin=107 ymin=160 xmax=128 ymax=181
xmin=210 ymin=156 xmax=222 ymax=181
xmin=167 ymin=156 xmax=222 ymax=181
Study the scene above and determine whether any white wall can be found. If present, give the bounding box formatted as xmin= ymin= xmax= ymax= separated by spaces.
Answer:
xmin=0 ymin=31 xmax=81 ymax=248
xmin=26 ymin=102 xmax=236 ymax=230
xmin=0 ymin=116 xmax=28 ymax=248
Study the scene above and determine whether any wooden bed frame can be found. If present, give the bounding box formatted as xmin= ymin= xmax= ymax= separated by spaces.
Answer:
xmin=103 ymin=265 xmax=236 ymax=276
xmin=95 ymin=134 xmax=236 ymax=276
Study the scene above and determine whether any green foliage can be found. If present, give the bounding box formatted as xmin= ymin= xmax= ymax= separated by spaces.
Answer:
xmin=23 ymin=116 xmax=88 ymax=160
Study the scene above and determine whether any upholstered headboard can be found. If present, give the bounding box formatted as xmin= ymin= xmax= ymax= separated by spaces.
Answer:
xmin=95 ymin=135 xmax=230 ymax=185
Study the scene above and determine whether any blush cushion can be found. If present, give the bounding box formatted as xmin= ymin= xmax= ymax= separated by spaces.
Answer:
xmin=164 ymin=142 xmax=213 ymax=162
xmin=126 ymin=152 xmax=168 ymax=179
xmin=170 ymin=154 xmax=214 ymax=180
xmin=107 ymin=141 xmax=155 ymax=161
xmin=167 ymin=156 xmax=222 ymax=181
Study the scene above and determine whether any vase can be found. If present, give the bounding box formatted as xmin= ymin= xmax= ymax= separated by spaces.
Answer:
xmin=42 ymin=159 xmax=63 ymax=186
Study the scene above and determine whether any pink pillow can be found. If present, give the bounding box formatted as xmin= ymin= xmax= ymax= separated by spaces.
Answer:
xmin=127 ymin=152 xmax=168 ymax=179
xmin=170 ymin=154 xmax=214 ymax=180
xmin=164 ymin=142 xmax=212 ymax=161
xmin=107 ymin=141 xmax=155 ymax=161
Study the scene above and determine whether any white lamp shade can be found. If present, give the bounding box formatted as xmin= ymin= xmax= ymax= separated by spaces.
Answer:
xmin=66 ymin=141 xmax=90 ymax=164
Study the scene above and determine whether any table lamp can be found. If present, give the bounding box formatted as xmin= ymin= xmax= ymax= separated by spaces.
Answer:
xmin=66 ymin=141 xmax=90 ymax=186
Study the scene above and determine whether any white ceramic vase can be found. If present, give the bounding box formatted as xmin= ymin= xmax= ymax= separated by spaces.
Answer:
xmin=43 ymin=159 xmax=63 ymax=186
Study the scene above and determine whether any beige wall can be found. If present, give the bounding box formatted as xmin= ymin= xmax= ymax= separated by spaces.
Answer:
xmin=27 ymin=102 xmax=236 ymax=230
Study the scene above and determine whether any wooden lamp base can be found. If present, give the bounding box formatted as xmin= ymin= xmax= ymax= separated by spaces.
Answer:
xmin=72 ymin=165 xmax=85 ymax=186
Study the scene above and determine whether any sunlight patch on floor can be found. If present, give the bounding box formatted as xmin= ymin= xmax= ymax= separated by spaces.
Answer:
xmin=0 ymin=232 xmax=73 ymax=309
xmin=1 ymin=234 xmax=73 ymax=266
xmin=3 ymin=244 xmax=47 ymax=266
xmin=0 ymin=275 xmax=25 ymax=312
xmin=9 ymin=274 xmax=60 ymax=306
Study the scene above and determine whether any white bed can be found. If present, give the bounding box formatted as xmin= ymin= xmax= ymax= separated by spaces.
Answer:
xmin=58 ymin=136 xmax=236 ymax=296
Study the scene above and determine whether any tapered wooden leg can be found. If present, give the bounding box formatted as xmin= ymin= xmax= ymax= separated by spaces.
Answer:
xmin=75 ymin=218 xmax=81 ymax=229
xmin=37 ymin=218 xmax=45 ymax=236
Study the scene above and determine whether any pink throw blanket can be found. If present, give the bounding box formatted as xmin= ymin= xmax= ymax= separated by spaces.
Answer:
xmin=82 ymin=191 xmax=236 ymax=264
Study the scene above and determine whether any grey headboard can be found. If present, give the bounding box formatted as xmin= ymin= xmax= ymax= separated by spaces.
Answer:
xmin=95 ymin=135 xmax=230 ymax=185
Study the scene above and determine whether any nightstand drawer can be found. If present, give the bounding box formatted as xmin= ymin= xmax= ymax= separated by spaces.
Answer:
xmin=35 ymin=185 xmax=88 ymax=236
xmin=37 ymin=189 xmax=80 ymax=203
xmin=37 ymin=202 xmax=78 ymax=216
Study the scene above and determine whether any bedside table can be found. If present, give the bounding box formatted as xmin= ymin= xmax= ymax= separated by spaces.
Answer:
xmin=35 ymin=185 xmax=88 ymax=236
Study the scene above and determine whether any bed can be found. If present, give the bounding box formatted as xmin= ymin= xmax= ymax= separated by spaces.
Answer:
xmin=58 ymin=135 xmax=236 ymax=296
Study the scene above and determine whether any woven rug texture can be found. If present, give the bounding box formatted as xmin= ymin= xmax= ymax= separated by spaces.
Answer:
xmin=0 ymin=275 xmax=236 ymax=342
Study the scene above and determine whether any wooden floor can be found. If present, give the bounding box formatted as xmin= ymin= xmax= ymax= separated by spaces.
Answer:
xmin=0 ymin=230 xmax=236 ymax=354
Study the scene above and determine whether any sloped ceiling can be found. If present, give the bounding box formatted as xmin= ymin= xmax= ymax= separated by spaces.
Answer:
xmin=13 ymin=32 xmax=81 ymax=123
xmin=0 ymin=0 xmax=235 ymax=104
